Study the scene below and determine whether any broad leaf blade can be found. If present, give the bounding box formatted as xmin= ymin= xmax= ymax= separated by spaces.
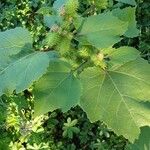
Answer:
xmin=108 ymin=46 xmax=140 ymax=70
xmin=34 ymin=60 xmax=81 ymax=116
xmin=126 ymin=126 xmax=150 ymax=150
xmin=112 ymin=7 xmax=139 ymax=38
xmin=0 ymin=27 xmax=32 ymax=57
xmin=0 ymin=28 xmax=57 ymax=96
xmin=0 ymin=27 xmax=32 ymax=71
xmin=0 ymin=52 xmax=54 ymax=96
xmin=80 ymin=55 xmax=150 ymax=142
xmin=78 ymin=12 xmax=128 ymax=48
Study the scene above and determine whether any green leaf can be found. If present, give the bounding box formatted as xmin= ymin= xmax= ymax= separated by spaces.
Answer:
xmin=115 ymin=0 xmax=136 ymax=6
xmin=0 ymin=27 xmax=32 ymax=57
xmin=126 ymin=126 xmax=150 ymax=150
xmin=108 ymin=46 xmax=140 ymax=70
xmin=78 ymin=11 xmax=128 ymax=48
xmin=53 ymin=0 xmax=67 ymax=11
xmin=80 ymin=53 xmax=150 ymax=142
xmin=0 ymin=28 xmax=57 ymax=96
xmin=34 ymin=60 xmax=81 ymax=116
xmin=0 ymin=141 xmax=9 ymax=150
xmin=0 ymin=51 xmax=55 ymax=96
xmin=112 ymin=7 xmax=139 ymax=38
xmin=37 ymin=7 xmax=52 ymax=15
xmin=44 ymin=15 xmax=62 ymax=28
xmin=13 ymin=95 xmax=28 ymax=110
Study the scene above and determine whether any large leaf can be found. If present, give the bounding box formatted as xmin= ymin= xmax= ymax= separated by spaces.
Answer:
xmin=34 ymin=60 xmax=81 ymax=116
xmin=78 ymin=11 xmax=128 ymax=48
xmin=80 ymin=48 xmax=150 ymax=142
xmin=0 ymin=27 xmax=33 ymax=71
xmin=126 ymin=126 xmax=150 ymax=150
xmin=0 ymin=27 xmax=32 ymax=57
xmin=112 ymin=7 xmax=139 ymax=38
xmin=0 ymin=28 xmax=57 ymax=96
xmin=0 ymin=51 xmax=56 ymax=96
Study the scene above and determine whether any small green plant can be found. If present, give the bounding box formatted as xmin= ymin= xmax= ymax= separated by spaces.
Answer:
xmin=62 ymin=117 xmax=80 ymax=139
